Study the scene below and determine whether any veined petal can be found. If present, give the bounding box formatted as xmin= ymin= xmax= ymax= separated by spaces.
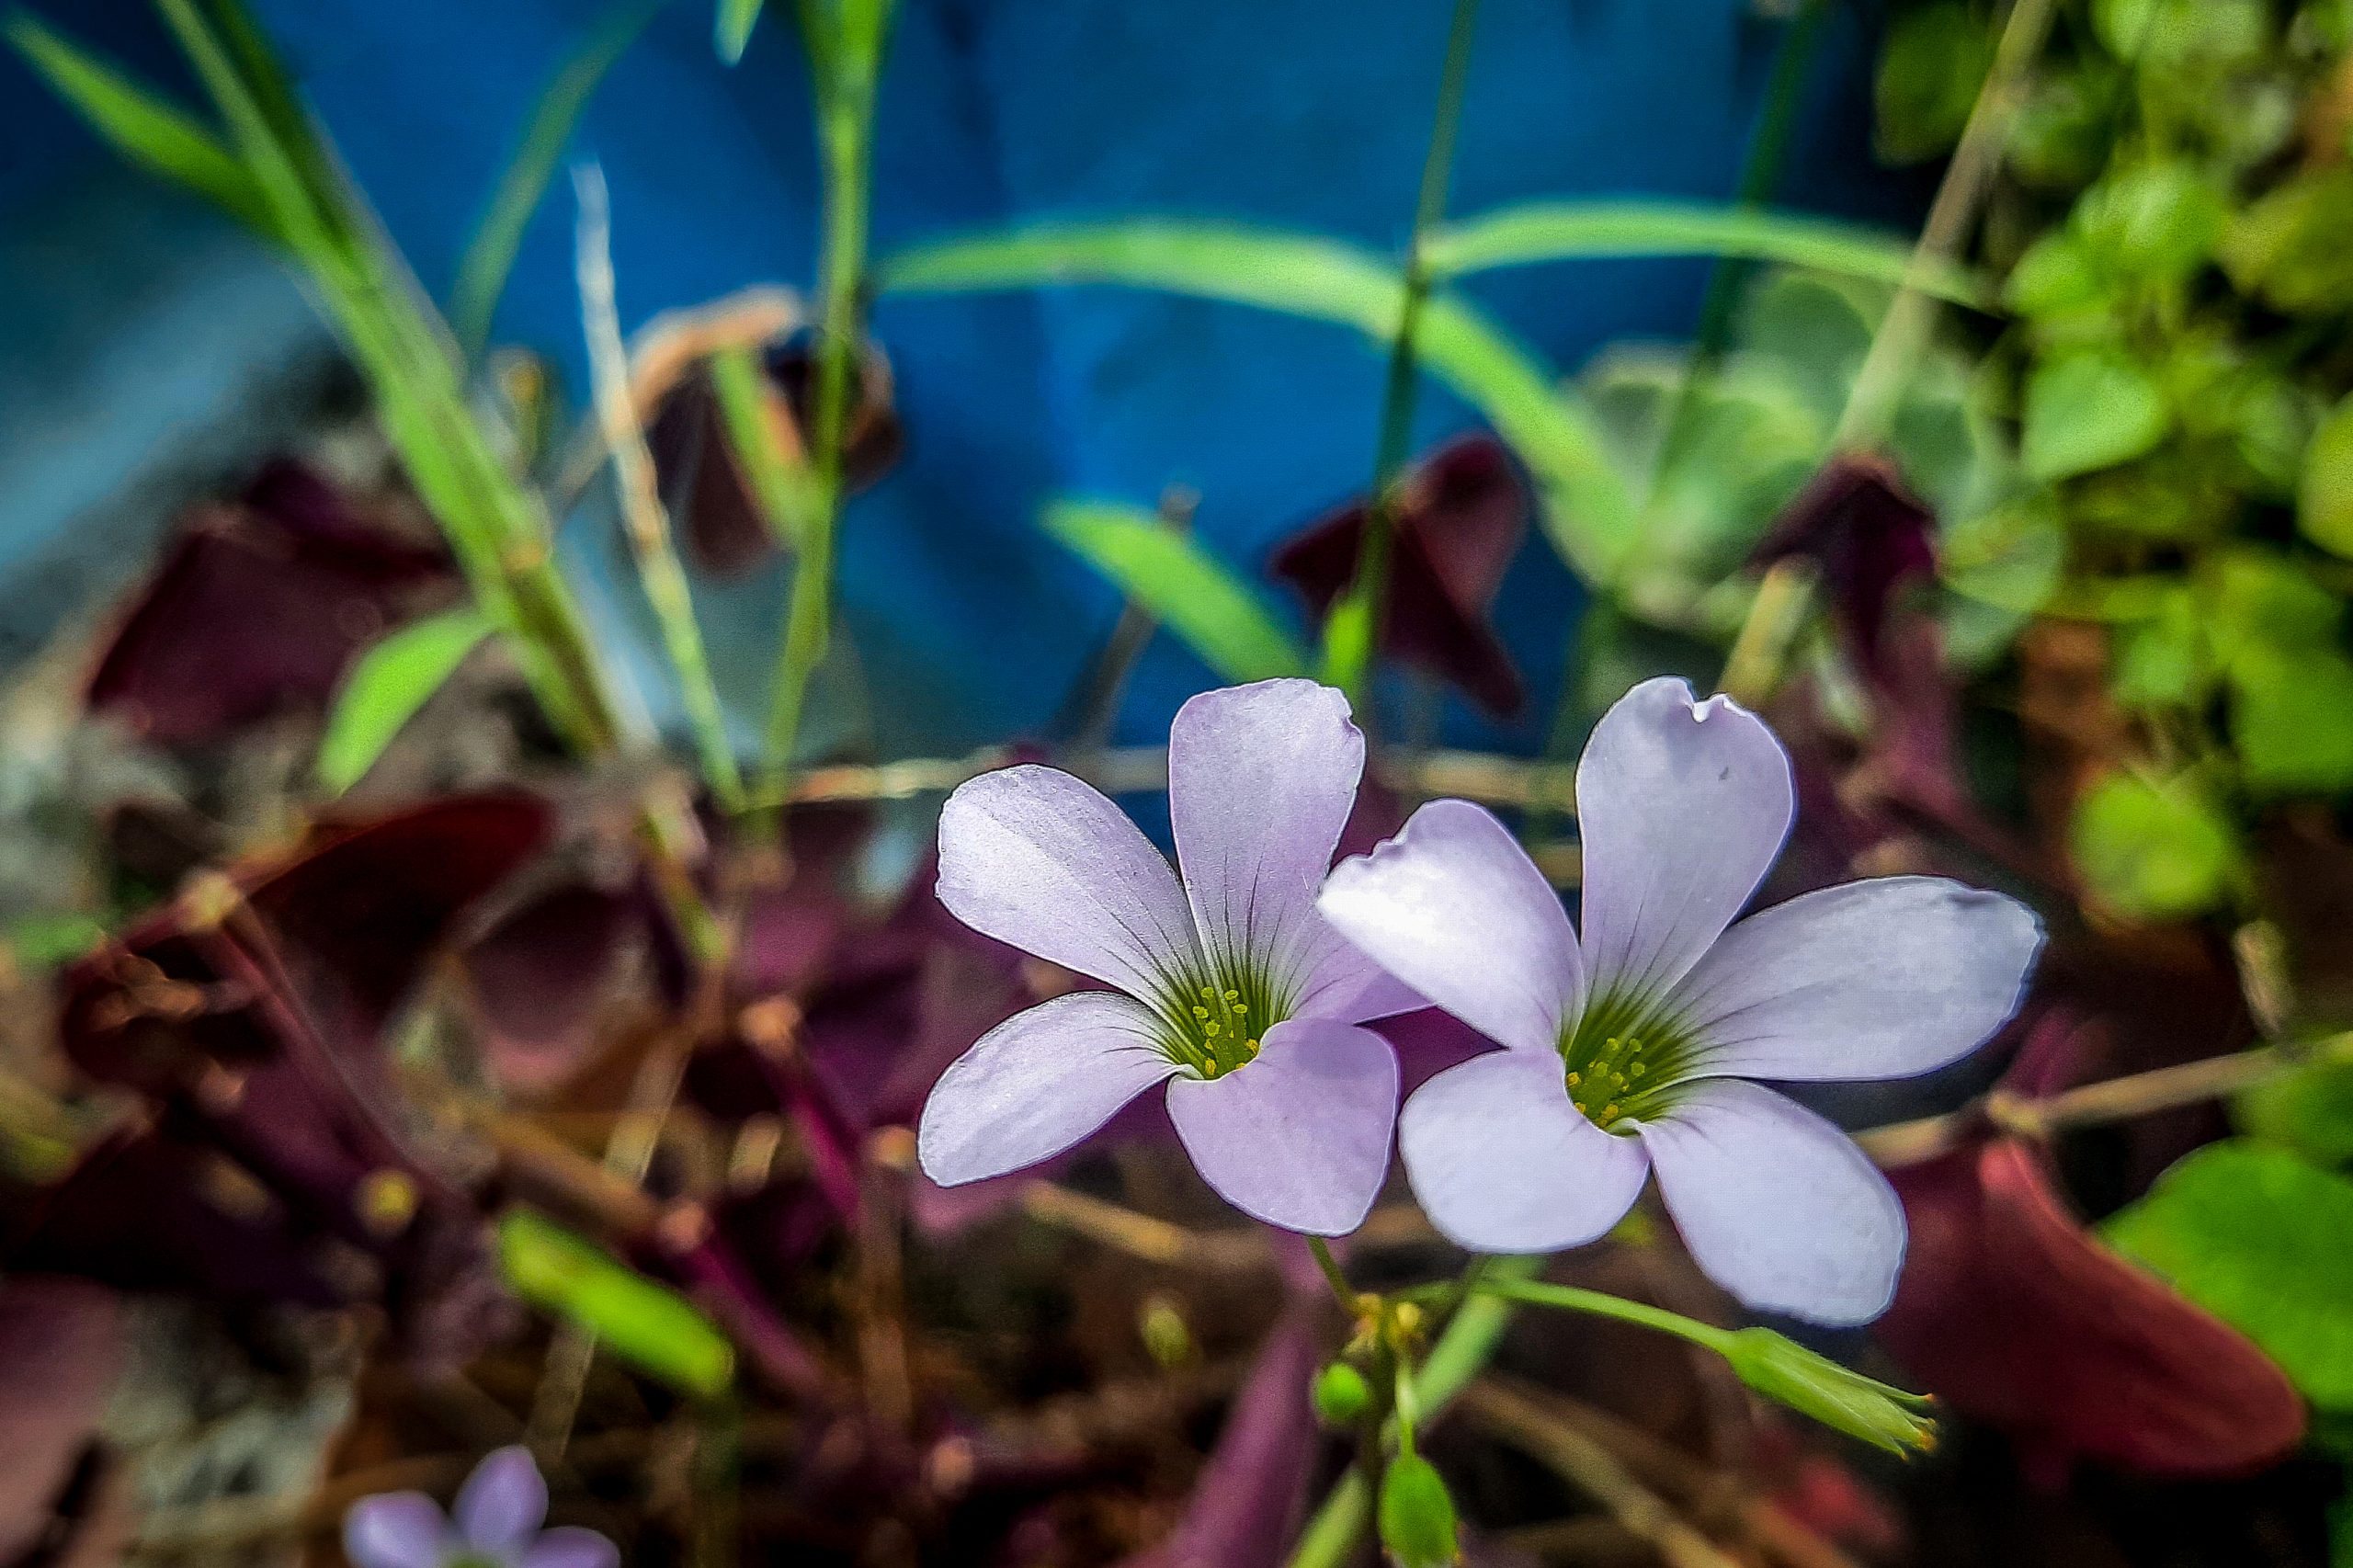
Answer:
xmin=1575 ymin=677 xmax=1793 ymax=1004
xmin=1165 ymin=1019 xmax=1398 ymax=1235
xmin=1672 ymin=877 xmax=2042 ymax=1082
xmin=1397 ymin=1048 xmax=1650 ymax=1252
xmin=1637 ymin=1078 xmax=1904 ymax=1326
xmin=454 ymin=1448 xmax=546 ymax=1553
xmin=1318 ymin=799 xmax=1581 ymax=1053
xmin=1169 ymin=679 xmax=1365 ymax=990
xmin=520 ymin=1528 xmax=621 ymax=1568
xmin=938 ymin=764 xmax=1199 ymax=999
xmin=342 ymin=1494 xmax=450 ymax=1568
xmin=917 ymin=992 xmax=1178 ymax=1185
xmin=1290 ymin=926 xmax=1426 ymax=1024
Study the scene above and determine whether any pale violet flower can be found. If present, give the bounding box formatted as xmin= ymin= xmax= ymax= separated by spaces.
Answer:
xmin=1317 ymin=676 xmax=2040 ymax=1324
xmin=344 ymin=1447 xmax=617 ymax=1568
xmin=917 ymin=679 xmax=1414 ymax=1235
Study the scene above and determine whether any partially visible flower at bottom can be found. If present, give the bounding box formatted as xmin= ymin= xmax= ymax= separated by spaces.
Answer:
xmin=345 ymin=1447 xmax=618 ymax=1568
xmin=1318 ymin=676 xmax=2043 ymax=1325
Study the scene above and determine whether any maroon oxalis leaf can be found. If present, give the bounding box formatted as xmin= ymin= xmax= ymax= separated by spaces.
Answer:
xmin=458 ymin=881 xmax=639 ymax=1094
xmin=0 ymin=1278 xmax=121 ymax=1564
xmin=651 ymin=341 xmax=904 ymax=579
xmin=1274 ymin=435 xmax=1528 ymax=715
xmin=1118 ymin=1301 xmax=1324 ymax=1568
xmin=1877 ymin=1136 xmax=2304 ymax=1482
xmin=1753 ymin=453 xmax=1936 ymax=677
xmin=86 ymin=460 xmax=451 ymax=744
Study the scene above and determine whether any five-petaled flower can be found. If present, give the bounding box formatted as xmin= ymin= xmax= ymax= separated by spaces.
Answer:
xmin=917 ymin=679 xmax=1415 ymax=1235
xmin=344 ymin=1447 xmax=618 ymax=1568
xmin=1318 ymin=676 xmax=2041 ymax=1324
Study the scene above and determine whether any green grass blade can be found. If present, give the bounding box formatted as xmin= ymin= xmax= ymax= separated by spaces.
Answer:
xmin=710 ymin=343 xmax=823 ymax=550
xmin=451 ymin=0 xmax=656 ymax=359
xmin=316 ymin=607 xmax=494 ymax=793
xmin=5 ymin=12 xmax=273 ymax=235
xmin=716 ymin=0 xmax=763 ymax=62
xmin=498 ymin=1210 xmax=735 ymax=1397
xmin=881 ymin=220 xmax=1642 ymax=581
xmin=1042 ymin=500 xmax=1311 ymax=685
xmin=1425 ymin=199 xmax=1989 ymax=306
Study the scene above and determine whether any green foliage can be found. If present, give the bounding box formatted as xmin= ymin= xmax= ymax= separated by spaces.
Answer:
xmin=451 ymin=0 xmax=655 ymax=359
xmin=2021 ymin=350 xmax=2169 ymax=482
xmin=1040 ymin=501 xmax=1311 ymax=685
xmin=2223 ymin=170 xmax=2353 ymax=314
xmin=1376 ymin=1452 xmax=1460 ymax=1568
xmin=2071 ymin=769 xmax=2240 ymax=920
xmin=2237 ymin=1051 xmax=2353 ymax=1168
xmin=1876 ymin=3 xmax=1993 ymax=163
xmin=498 ymin=1210 xmax=736 ymax=1396
xmin=316 ymin=608 xmax=494 ymax=793
xmin=5 ymin=12 xmax=271 ymax=235
xmin=716 ymin=0 xmax=763 ymax=62
xmin=2301 ymin=394 xmax=2353 ymax=559
xmin=2106 ymin=1139 xmax=2353 ymax=1409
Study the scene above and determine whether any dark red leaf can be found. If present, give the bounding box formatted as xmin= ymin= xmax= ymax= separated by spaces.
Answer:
xmin=1878 ymin=1136 xmax=2305 ymax=1481
xmin=86 ymin=460 xmax=451 ymax=744
xmin=1274 ymin=436 xmax=1528 ymax=716
xmin=1753 ymin=453 xmax=1937 ymax=677
xmin=459 ymin=881 xmax=639 ymax=1094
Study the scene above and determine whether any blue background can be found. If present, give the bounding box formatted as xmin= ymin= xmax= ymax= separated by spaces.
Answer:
xmin=0 ymin=0 xmax=1911 ymax=756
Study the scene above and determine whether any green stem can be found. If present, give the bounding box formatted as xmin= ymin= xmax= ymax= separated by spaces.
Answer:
xmin=575 ymin=162 xmax=745 ymax=811
xmin=1466 ymin=1274 xmax=1731 ymax=1353
xmin=1322 ymin=0 xmax=1482 ymax=704
xmin=1307 ymin=1235 xmax=1358 ymax=1312
xmin=1284 ymin=1255 xmax=1537 ymax=1568
xmin=762 ymin=0 xmax=892 ymax=808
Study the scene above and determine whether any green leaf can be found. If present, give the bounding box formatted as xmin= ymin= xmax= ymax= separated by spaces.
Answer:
xmin=716 ymin=0 xmax=763 ymax=62
xmin=2109 ymin=588 xmax=2211 ymax=710
xmin=1041 ymin=501 xmax=1309 ymax=685
xmin=878 ymin=220 xmax=1641 ymax=581
xmin=316 ymin=608 xmax=494 ymax=793
xmin=2005 ymin=230 xmax=2112 ymax=323
xmin=2022 ymin=350 xmax=2169 ymax=483
xmin=2072 ymin=159 xmax=2228 ymax=285
xmin=2230 ymin=644 xmax=2353 ymax=798
xmin=2302 ymin=394 xmax=2353 ymax=560
xmin=2224 ymin=169 xmax=2353 ymax=315
xmin=710 ymin=343 xmax=822 ymax=551
xmin=1376 ymin=1452 xmax=1460 ymax=1568
xmin=2070 ymin=769 xmax=2240 ymax=921
xmin=498 ymin=1210 xmax=735 ymax=1396
xmin=451 ymin=0 xmax=655 ymax=358
xmin=2210 ymin=547 xmax=2342 ymax=664
xmin=2237 ymin=1054 xmax=2353 ymax=1169
xmin=1422 ymin=199 xmax=1985 ymax=306
xmin=1875 ymin=2 xmax=1993 ymax=164
xmin=2105 ymin=1139 xmax=2353 ymax=1409
xmin=5 ymin=12 xmax=272 ymax=235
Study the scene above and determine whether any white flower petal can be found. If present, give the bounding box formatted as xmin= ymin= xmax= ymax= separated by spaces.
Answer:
xmin=1318 ymin=799 xmax=1582 ymax=1054
xmin=917 ymin=992 xmax=1178 ymax=1185
xmin=1575 ymin=676 xmax=1793 ymax=1003
xmin=1165 ymin=1019 xmax=1398 ymax=1235
xmin=1168 ymin=679 xmax=1365 ymax=990
xmin=1671 ymin=876 xmax=2042 ymax=1082
xmin=1397 ymin=1048 xmax=1650 ymax=1252
xmin=937 ymin=764 xmax=1199 ymax=1000
xmin=1636 ymin=1078 xmax=1904 ymax=1326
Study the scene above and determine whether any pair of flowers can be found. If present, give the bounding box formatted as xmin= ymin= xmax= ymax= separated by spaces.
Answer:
xmin=918 ymin=677 xmax=2040 ymax=1326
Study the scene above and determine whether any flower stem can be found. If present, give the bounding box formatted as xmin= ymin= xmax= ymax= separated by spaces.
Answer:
xmin=1284 ymin=1255 xmax=1538 ymax=1568
xmin=1464 ymin=1275 xmax=1731 ymax=1354
xmin=1307 ymin=1235 xmax=1359 ymax=1313
xmin=1322 ymin=0 xmax=1483 ymax=704
xmin=761 ymin=0 xmax=893 ymax=814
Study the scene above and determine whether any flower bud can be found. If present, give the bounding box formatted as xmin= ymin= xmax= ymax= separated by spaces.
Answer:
xmin=1312 ymin=1360 xmax=1372 ymax=1426
xmin=1720 ymin=1326 xmax=1938 ymax=1456
xmin=1377 ymin=1451 xmax=1460 ymax=1568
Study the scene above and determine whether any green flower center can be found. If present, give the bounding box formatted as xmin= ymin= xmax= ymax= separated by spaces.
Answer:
xmin=1558 ymin=990 xmax=1699 ymax=1131
xmin=1153 ymin=960 xmax=1290 ymax=1080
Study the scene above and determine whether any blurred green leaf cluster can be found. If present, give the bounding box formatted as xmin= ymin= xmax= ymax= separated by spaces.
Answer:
xmin=1874 ymin=0 xmax=2353 ymax=924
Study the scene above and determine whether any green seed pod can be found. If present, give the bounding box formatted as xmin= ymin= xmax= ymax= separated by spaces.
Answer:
xmin=1312 ymin=1360 xmax=1372 ymax=1426
xmin=1377 ymin=1451 xmax=1460 ymax=1568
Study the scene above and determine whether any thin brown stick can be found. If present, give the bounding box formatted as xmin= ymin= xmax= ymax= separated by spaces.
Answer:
xmin=1461 ymin=1378 xmax=1745 ymax=1568
xmin=1855 ymin=1028 xmax=2353 ymax=1165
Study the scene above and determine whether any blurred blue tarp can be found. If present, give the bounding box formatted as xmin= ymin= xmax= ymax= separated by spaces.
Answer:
xmin=0 ymin=0 xmax=1909 ymax=755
